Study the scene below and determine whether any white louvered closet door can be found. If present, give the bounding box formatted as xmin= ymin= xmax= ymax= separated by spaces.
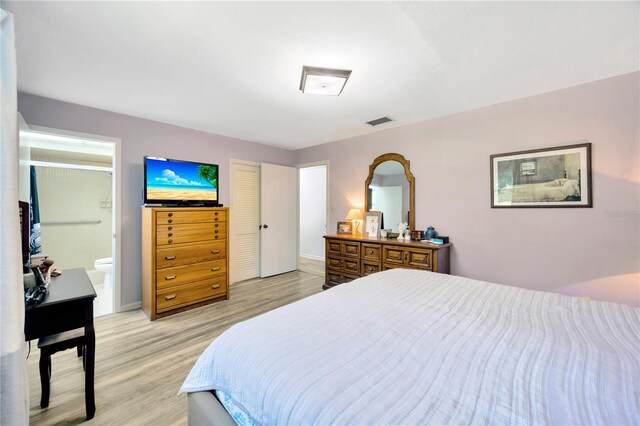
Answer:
xmin=231 ymin=162 xmax=261 ymax=282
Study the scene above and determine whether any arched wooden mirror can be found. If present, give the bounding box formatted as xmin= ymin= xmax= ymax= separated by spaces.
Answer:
xmin=364 ymin=153 xmax=415 ymax=231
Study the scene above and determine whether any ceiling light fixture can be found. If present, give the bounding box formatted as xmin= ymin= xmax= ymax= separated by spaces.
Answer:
xmin=300 ymin=66 xmax=352 ymax=96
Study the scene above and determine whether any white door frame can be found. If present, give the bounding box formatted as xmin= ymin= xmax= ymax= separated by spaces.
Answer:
xmin=296 ymin=160 xmax=329 ymax=261
xmin=229 ymin=158 xmax=261 ymax=284
xmin=23 ymin=124 xmax=124 ymax=313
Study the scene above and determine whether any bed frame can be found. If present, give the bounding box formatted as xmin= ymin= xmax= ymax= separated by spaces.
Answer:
xmin=188 ymin=391 xmax=235 ymax=425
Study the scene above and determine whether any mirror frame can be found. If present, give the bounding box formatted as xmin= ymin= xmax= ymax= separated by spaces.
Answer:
xmin=364 ymin=153 xmax=415 ymax=230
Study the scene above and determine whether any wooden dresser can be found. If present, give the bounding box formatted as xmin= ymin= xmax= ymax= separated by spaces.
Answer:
xmin=142 ymin=207 xmax=229 ymax=320
xmin=323 ymin=234 xmax=451 ymax=290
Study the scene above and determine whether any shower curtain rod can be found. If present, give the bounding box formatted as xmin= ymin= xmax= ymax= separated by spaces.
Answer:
xmin=30 ymin=160 xmax=113 ymax=173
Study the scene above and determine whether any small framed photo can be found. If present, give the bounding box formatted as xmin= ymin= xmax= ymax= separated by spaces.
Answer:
xmin=337 ymin=221 xmax=353 ymax=235
xmin=491 ymin=142 xmax=592 ymax=208
xmin=364 ymin=211 xmax=382 ymax=237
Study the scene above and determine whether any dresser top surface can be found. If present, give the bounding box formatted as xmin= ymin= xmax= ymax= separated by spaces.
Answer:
xmin=324 ymin=234 xmax=450 ymax=249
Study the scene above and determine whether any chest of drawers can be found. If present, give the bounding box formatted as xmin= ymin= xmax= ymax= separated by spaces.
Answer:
xmin=142 ymin=207 xmax=229 ymax=320
xmin=323 ymin=234 xmax=450 ymax=290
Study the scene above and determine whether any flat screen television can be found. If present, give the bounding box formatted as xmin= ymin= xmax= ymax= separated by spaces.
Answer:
xmin=144 ymin=156 xmax=219 ymax=206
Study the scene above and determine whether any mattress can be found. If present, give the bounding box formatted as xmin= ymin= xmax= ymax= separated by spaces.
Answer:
xmin=181 ymin=269 xmax=640 ymax=425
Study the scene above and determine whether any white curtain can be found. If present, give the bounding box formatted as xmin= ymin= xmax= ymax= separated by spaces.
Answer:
xmin=0 ymin=8 xmax=29 ymax=425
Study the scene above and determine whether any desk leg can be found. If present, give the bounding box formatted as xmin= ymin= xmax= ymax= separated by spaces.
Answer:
xmin=84 ymin=303 xmax=96 ymax=420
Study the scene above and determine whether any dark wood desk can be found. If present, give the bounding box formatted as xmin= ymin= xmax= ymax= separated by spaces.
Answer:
xmin=25 ymin=268 xmax=97 ymax=420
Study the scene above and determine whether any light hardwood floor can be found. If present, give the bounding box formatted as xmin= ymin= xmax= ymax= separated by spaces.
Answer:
xmin=27 ymin=267 xmax=324 ymax=425
xmin=298 ymin=256 xmax=324 ymax=277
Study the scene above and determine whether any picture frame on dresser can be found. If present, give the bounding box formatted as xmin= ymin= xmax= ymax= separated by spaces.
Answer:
xmin=337 ymin=221 xmax=353 ymax=235
xmin=363 ymin=211 xmax=382 ymax=237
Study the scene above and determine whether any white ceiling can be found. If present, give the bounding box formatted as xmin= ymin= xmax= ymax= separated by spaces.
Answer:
xmin=5 ymin=1 xmax=638 ymax=150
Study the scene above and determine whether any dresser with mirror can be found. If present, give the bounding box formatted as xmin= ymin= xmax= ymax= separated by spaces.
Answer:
xmin=323 ymin=153 xmax=450 ymax=290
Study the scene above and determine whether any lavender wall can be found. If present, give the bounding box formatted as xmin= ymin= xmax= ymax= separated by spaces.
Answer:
xmin=18 ymin=93 xmax=293 ymax=307
xmin=294 ymin=72 xmax=640 ymax=306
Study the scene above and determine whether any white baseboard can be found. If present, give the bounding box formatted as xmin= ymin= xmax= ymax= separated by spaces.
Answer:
xmin=299 ymin=253 xmax=325 ymax=261
xmin=118 ymin=301 xmax=142 ymax=312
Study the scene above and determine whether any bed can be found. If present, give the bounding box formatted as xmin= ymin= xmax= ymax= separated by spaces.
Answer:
xmin=180 ymin=269 xmax=639 ymax=425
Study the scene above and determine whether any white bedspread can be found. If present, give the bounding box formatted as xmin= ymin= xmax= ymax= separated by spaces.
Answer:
xmin=180 ymin=269 xmax=640 ymax=425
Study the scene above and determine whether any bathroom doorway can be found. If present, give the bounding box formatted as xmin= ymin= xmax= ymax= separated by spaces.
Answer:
xmin=297 ymin=162 xmax=328 ymax=277
xmin=21 ymin=126 xmax=121 ymax=317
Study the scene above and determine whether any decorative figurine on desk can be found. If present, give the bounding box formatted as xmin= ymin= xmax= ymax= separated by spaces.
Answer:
xmin=397 ymin=222 xmax=408 ymax=240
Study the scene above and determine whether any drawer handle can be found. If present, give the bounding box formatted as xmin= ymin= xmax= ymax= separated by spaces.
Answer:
xmin=168 ymin=239 xmax=173 ymax=244
xmin=168 ymin=219 xmax=173 ymax=224
xmin=168 ymin=212 xmax=173 ymax=217
xmin=168 ymin=232 xmax=173 ymax=237
xmin=214 ymin=218 xmax=219 ymax=221
xmin=368 ymin=250 xmax=374 ymax=254
xmin=211 ymin=266 xmax=221 ymax=272
xmin=168 ymin=226 xmax=173 ymax=230
xmin=215 ymin=236 xmax=219 ymax=239
xmin=215 ymin=223 xmax=219 ymax=228
xmin=164 ymin=255 xmax=176 ymax=260
xmin=369 ymin=266 xmax=374 ymax=271
xmin=165 ymin=275 xmax=177 ymax=280
xmin=215 ymin=230 xmax=219 ymax=234
xmin=211 ymin=250 xmax=220 ymax=254
xmin=211 ymin=284 xmax=221 ymax=289
xmin=165 ymin=294 xmax=176 ymax=300
xmin=214 ymin=212 xmax=219 ymax=216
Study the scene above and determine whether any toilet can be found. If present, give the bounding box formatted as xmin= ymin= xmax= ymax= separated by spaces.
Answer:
xmin=94 ymin=257 xmax=113 ymax=290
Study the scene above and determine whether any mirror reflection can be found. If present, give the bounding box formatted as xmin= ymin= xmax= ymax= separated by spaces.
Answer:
xmin=367 ymin=160 xmax=410 ymax=230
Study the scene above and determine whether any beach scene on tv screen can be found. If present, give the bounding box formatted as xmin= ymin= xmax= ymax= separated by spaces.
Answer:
xmin=146 ymin=159 xmax=217 ymax=201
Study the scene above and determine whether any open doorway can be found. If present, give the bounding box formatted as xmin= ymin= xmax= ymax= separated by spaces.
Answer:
xmin=298 ymin=163 xmax=327 ymax=277
xmin=19 ymin=125 xmax=122 ymax=316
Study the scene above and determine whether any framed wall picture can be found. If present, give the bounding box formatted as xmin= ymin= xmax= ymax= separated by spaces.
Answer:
xmin=490 ymin=142 xmax=592 ymax=208
xmin=337 ymin=221 xmax=353 ymax=235
xmin=364 ymin=211 xmax=382 ymax=237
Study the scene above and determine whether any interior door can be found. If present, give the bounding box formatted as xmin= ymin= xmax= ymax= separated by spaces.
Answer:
xmin=231 ymin=162 xmax=261 ymax=282
xmin=260 ymin=163 xmax=297 ymax=277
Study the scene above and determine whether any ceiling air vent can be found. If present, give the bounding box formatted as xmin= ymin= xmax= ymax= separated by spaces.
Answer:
xmin=366 ymin=116 xmax=393 ymax=127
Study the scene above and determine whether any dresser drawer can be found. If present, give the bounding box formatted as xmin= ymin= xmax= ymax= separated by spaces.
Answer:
xmin=326 ymin=272 xmax=358 ymax=287
xmin=156 ymin=209 xmax=225 ymax=225
xmin=382 ymin=246 xmax=405 ymax=265
xmin=156 ymin=276 xmax=227 ymax=313
xmin=156 ymin=241 xmax=226 ymax=269
xmin=327 ymin=256 xmax=342 ymax=271
xmin=341 ymin=241 xmax=360 ymax=258
xmin=326 ymin=240 xmax=342 ymax=257
xmin=157 ymin=223 xmax=226 ymax=245
xmin=362 ymin=243 xmax=381 ymax=261
xmin=382 ymin=246 xmax=433 ymax=270
xmin=406 ymin=248 xmax=432 ymax=270
xmin=156 ymin=259 xmax=226 ymax=290
xmin=362 ymin=261 xmax=381 ymax=276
